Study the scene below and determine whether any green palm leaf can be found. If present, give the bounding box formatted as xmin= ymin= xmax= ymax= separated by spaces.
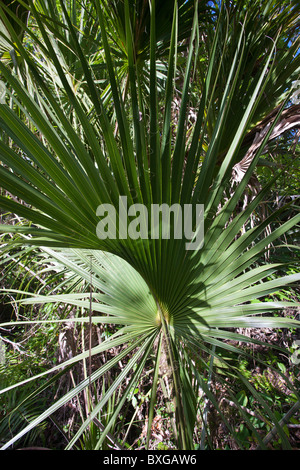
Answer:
xmin=0 ymin=0 xmax=299 ymax=450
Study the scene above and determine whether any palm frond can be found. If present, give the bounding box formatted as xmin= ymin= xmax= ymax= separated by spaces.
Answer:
xmin=0 ymin=0 xmax=299 ymax=450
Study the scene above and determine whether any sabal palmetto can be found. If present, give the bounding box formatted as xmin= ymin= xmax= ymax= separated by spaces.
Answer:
xmin=204 ymin=1 xmax=300 ymax=155
xmin=0 ymin=0 xmax=29 ymax=61
xmin=3 ymin=0 xmax=204 ymax=122
xmin=0 ymin=0 xmax=300 ymax=450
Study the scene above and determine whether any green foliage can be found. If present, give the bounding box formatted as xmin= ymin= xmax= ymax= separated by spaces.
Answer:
xmin=0 ymin=352 xmax=48 ymax=448
xmin=0 ymin=0 xmax=299 ymax=451
xmin=257 ymin=146 xmax=300 ymax=196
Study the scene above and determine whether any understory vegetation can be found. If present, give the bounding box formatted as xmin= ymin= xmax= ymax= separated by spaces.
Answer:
xmin=0 ymin=0 xmax=300 ymax=450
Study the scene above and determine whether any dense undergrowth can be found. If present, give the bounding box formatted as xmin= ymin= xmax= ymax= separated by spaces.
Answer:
xmin=1 ymin=208 xmax=299 ymax=450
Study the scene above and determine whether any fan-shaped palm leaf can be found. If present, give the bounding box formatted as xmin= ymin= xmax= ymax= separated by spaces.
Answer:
xmin=0 ymin=0 xmax=299 ymax=450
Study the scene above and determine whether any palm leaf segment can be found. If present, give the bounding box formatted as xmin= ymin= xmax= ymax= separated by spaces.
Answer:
xmin=0 ymin=0 xmax=300 ymax=450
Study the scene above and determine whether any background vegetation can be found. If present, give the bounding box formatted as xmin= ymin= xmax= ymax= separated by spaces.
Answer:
xmin=0 ymin=0 xmax=299 ymax=450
